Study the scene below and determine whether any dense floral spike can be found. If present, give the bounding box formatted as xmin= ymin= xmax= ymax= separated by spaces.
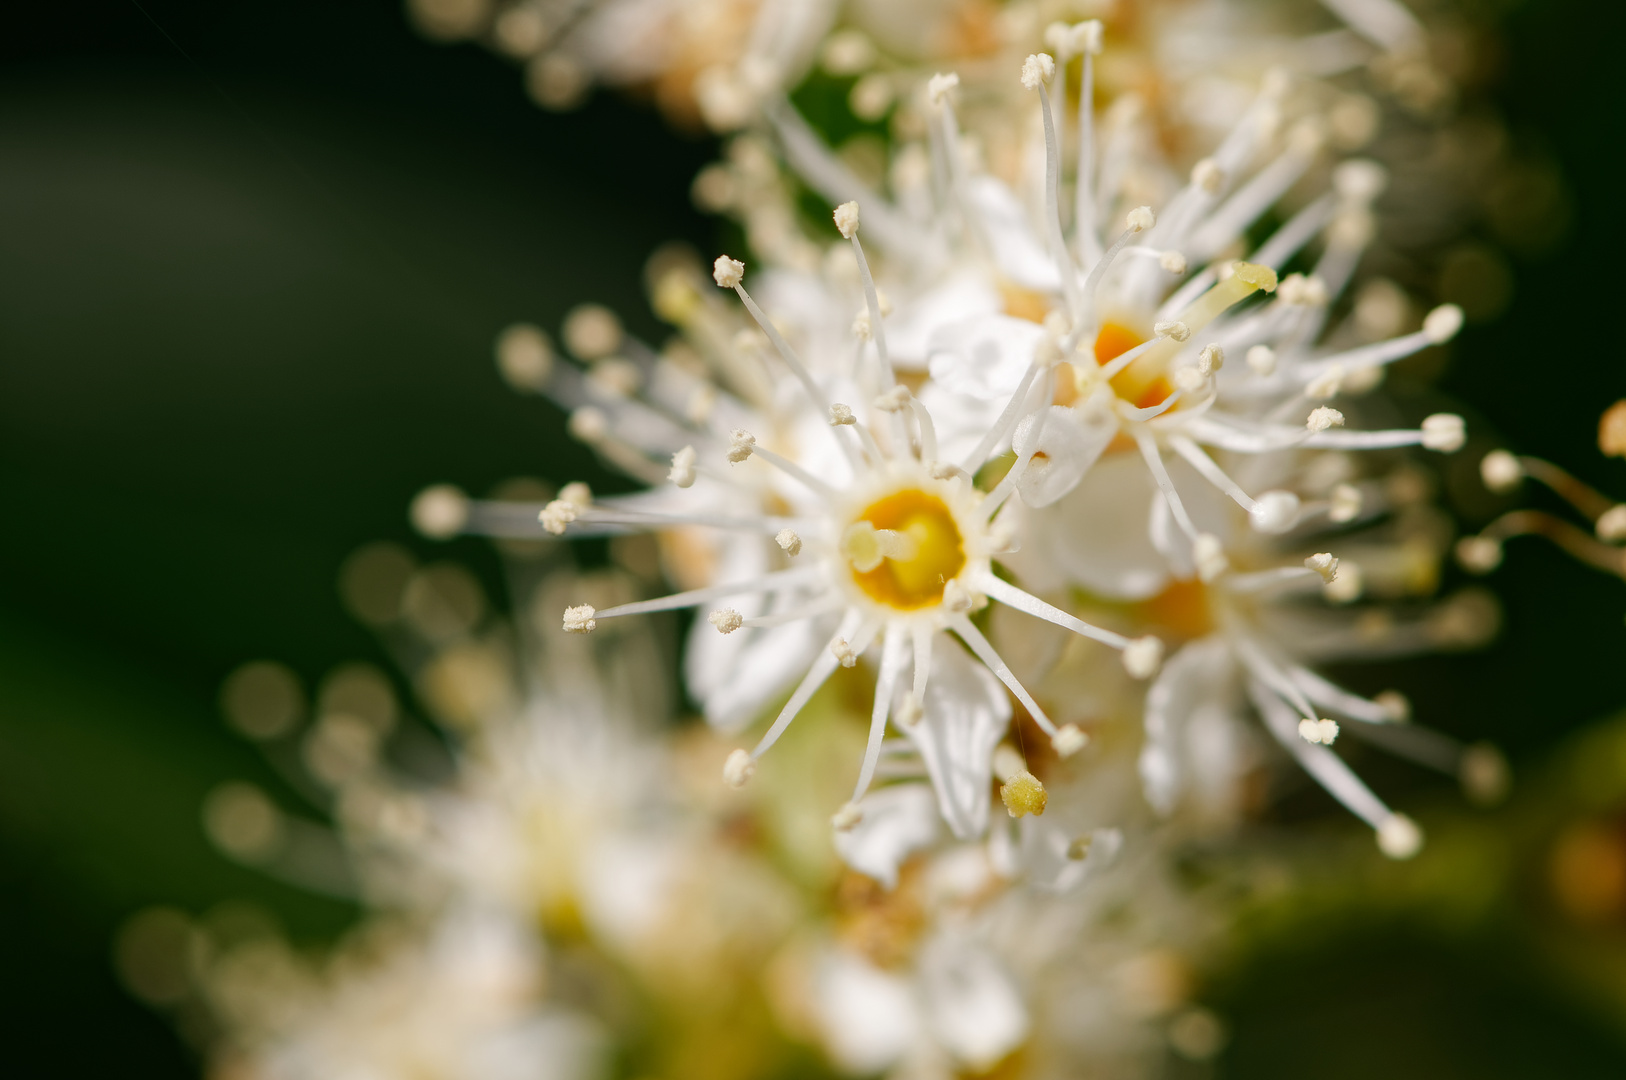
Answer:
xmin=463 ymin=38 xmax=1490 ymax=855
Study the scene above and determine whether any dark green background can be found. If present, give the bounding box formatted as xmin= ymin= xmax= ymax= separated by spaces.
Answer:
xmin=0 ymin=1 xmax=1621 ymax=1076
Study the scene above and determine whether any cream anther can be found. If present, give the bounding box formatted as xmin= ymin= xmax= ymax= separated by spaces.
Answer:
xmin=1251 ymin=490 xmax=1302 ymax=534
xmin=727 ymin=429 xmax=757 ymax=463
xmin=1377 ymin=814 xmax=1423 ymax=860
xmin=562 ymin=604 xmax=597 ymax=634
xmin=1455 ymin=535 xmax=1503 ymax=573
xmin=1043 ymin=21 xmax=1072 ymax=56
xmin=1154 ymin=319 xmax=1191 ymax=342
xmin=874 ymin=385 xmax=911 ymax=412
xmin=1073 ymin=19 xmax=1103 ymax=54
xmin=559 ymin=482 xmax=592 ymax=508
xmin=1160 ymin=250 xmax=1188 ymax=274
xmin=1598 ymin=506 xmax=1626 ymax=542
xmin=669 ymin=445 xmax=697 ymax=488
xmin=829 ymin=403 xmax=856 ymax=426
xmin=776 ymin=529 xmax=803 ymax=556
xmin=1174 ymin=366 xmax=1207 ymax=393
xmin=568 ymin=406 xmax=608 ymax=443
xmin=1423 ymin=304 xmax=1464 ymax=344
xmin=723 ymin=748 xmax=755 ymax=787
xmin=411 ymin=484 xmax=469 ymax=540
xmin=852 ymin=312 xmax=873 ymax=339
xmin=1197 ymin=343 xmax=1224 ymax=375
xmin=1333 ymin=159 xmax=1388 ymax=202
xmin=830 ymin=637 xmax=859 ymax=668
xmin=1306 ymin=365 xmax=1345 ymax=401
xmin=1194 ymin=533 xmax=1229 ymax=582
xmin=832 ymin=802 xmax=864 ymax=830
xmin=1298 ymin=717 xmax=1340 ymax=745
xmin=540 ymin=499 xmax=578 ymax=535
xmin=1304 ymin=552 xmax=1340 ymax=583
xmin=708 ymin=608 xmax=743 ymax=634
xmin=1020 ymin=53 xmax=1055 ymax=90
xmin=1479 ymin=450 xmax=1522 ymax=493
xmin=926 ymin=72 xmax=959 ymax=104
xmin=1126 ymin=205 xmax=1156 ymax=232
xmin=712 ymin=254 xmax=745 ymax=288
xmin=495 ymin=323 xmax=553 ymax=390
xmin=1246 ymin=345 xmax=1277 ymax=376
xmin=1306 ymin=407 xmax=1346 ymax=432
xmin=1375 ymin=690 xmax=1411 ymax=722
xmin=1421 ymin=413 xmax=1466 ymax=452
xmin=1192 ymin=158 xmax=1224 ymax=193
xmin=834 ymin=200 xmax=860 ymax=239
xmin=1329 ymin=484 xmax=1363 ymax=523
xmin=1052 ymin=724 xmax=1089 ymax=757
xmin=1122 ymin=636 xmax=1164 ymax=679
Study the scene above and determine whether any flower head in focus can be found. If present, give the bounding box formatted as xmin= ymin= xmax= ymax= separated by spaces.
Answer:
xmin=507 ymin=202 xmax=1170 ymax=836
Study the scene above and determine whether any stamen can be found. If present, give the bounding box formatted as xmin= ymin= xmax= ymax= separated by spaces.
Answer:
xmin=835 ymin=201 xmax=896 ymax=386
xmin=1134 ymin=432 xmax=1201 ymax=542
xmin=1167 ymin=435 xmax=1258 ymax=514
xmin=572 ymin=566 xmax=824 ymax=624
xmin=748 ymin=612 xmax=875 ymax=762
xmin=958 ymin=359 xmax=1045 ymax=473
xmin=948 ymin=613 xmax=1059 ymax=737
xmin=669 ymin=445 xmax=697 ymax=488
xmin=723 ymin=748 xmax=755 ymax=787
xmin=716 ymin=255 xmax=863 ymax=470
xmin=911 ymin=624 xmax=933 ymax=703
xmin=1000 ymin=771 xmax=1048 ymax=817
xmin=850 ymin=628 xmax=912 ymax=803
xmin=708 ymin=608 xmax=744 ymax=634
xmin=727 ymin=429 xmax=839 ymax=497
xmin=975 ymin=572 xmax=1138 ymax=653
xmin=1248 ymin=678 xmax=1408 ymax=845
xmin=1032 ymin=70 xmax=1084 ymax=320
xmin=1074 ymin=21 xmax=1103 ymax=266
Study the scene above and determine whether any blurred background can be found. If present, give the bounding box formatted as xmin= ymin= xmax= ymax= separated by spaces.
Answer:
xmin=1 ymin=1 xmax=1624 ymax=1077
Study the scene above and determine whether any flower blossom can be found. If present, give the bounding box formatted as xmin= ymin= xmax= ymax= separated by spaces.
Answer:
xmin=535 ymin=209 xmax=1168 ymax=835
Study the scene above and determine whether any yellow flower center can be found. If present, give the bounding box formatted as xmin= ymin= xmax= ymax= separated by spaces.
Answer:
xmin=844 ymin=488 xmax=967 ymax=611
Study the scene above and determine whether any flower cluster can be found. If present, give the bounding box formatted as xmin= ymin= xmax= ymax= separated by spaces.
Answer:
xmin=446 ymin=23 xmax=1498 ymax=860
xmin=121 ymin=3 xmax=1533 ymax=1078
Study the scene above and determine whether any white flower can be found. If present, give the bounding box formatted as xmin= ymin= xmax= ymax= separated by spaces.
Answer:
xmin=520 ymin=222 xmax=1164 ymax=829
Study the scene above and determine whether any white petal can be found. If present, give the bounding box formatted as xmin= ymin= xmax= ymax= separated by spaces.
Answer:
xmin=1012 ymin=406 xmax=1115 ymax=508
xmin=964 ymin=176 xmax=1061 ymax=290
xmin=926 ymin=314 xmax=1046 ymax=398
xmin=1139 ymin=636 xmax=1235 ymax=815
xmin=918 ymin=935 xmax=1030 ymax=1069
xmin=813 ymin=948 xmax=920 ymax=1075
xmin=832 ymin=783 xmax=941 ymax=889
xmin=1009 ymin=454 xmax=1170 ymax=598
xmin=886 ymin=273 xmax=1003 ymax=369
xmin=1018 ymin=817 xmax=1123 ymax=893
xmin=901 ymin=640 xmax=1010 ymax=839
